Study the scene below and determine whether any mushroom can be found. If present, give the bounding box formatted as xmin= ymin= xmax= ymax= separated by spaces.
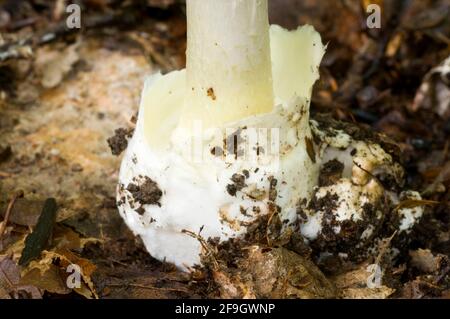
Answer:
xmin=117 ymin=0 xmax=424 ymax=270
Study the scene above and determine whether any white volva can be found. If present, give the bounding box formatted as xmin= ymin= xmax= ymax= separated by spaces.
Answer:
xmin=117 ymin=0 xmax=423 ymax=270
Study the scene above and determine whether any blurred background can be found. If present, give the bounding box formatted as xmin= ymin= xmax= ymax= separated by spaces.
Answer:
xmin=0 ymin=0 xmax=449 ymax=299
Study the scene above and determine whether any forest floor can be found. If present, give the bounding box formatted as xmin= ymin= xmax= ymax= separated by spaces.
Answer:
xmin=0 ymin=0 xmax=449 ymax=299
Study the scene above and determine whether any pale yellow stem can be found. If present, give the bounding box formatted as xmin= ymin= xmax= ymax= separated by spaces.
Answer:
xmin=180 ymin=0 xmax=274 ymax=128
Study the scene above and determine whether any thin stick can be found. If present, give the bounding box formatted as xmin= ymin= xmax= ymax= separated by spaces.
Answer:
xmin=0 ymin=190 xmax=24 ymax=239
xmin=375 ymin=231 xmax=397 ymax=266
xmin=181 ymin=229 xmax=210 ymax=253
xmin=0 ymin=11 xmax=139 ymax=63
xmin=266 ymin=210 xmax=277 ymax=247
xmin=107 ymin=283 xmax=190 ymax=293
xmin=127 ymin=32 xmax=174 ymax=71
xmin=0 ymin=171 xmax=13 ymax=178
xmin=182 ymin=229 xmax=219 ymax=269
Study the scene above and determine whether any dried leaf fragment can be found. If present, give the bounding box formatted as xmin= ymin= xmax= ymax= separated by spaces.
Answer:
xmin=19 ymin=198 xmax=58 ymax=266
xmin=210 ymin=246 xmax=337 ymax=299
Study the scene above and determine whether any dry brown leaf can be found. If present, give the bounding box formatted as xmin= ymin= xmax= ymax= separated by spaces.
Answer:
xmin=20 ymin=264 xmax=71 ymax=295
xmin=212 ymin=270 xmax=243 ymax=299
xmin=211 ymin=246 xmax=337 ymax=299
xmin=0 ymin=255 xmax=20 ymax=288
xmin=8 ymin=217 xmax=100 ymax=298
xmin=43 ymin=249 xmax=98 ymax=298
xmin=20 ymin=242 xmax=99 ymax=298
xmin=14 ymin=223 xmax=100 ymax=296
xmin=341 ymin=287 xmax=395 ymax=299
xmin=0 ymin=198 xmax=44 ymax=227
xmin=53 ymin=225 xmax=101 ymax=250
xmin=1 ymin=235 xmax=26 ymax=262
xmin=0 ymin=255 xmax=42 ymax=299
xmin=333 ymin=263 xmax=395 ymax=299
xmin=74 ymin=281 xmax=98 ymax=299
xmin=0 ymin=286 xmax=11 ymax=299
xmin=399 ymin=278 xmax=441 ymax=299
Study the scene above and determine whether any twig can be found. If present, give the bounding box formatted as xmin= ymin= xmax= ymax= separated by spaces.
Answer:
xmin=375 ymin=231 xmax=397 ymax=266
xmin=0 ymin=43 xmax=33 ymax=62
xmin=0 ymin=190 xmax=24 ymax=239
xmin=266 ymin=209 xmax=278 ymax=247
xmin=182 ymin=229 xmax=219 ymax=269
xmin=392 ymin=199 xmax=440 ymax=214
xmin=181 ymin=229 xmax=210 ymax=253
xmin=0 ymin=10 xmax=140 ymax=63
xmin=127 ymin=32 xmax=174 ymax=71
xmin=107 ymin=283 xmax=189 ymax=293
xmin=0 ymin=171 xmax=13 ymax=178
xmin=7 ymin=17 xmax=39 ymax=31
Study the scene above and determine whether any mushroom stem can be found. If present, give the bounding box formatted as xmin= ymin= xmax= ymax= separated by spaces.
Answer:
xmin=181 ymin=0 xmax=274 ymax=127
